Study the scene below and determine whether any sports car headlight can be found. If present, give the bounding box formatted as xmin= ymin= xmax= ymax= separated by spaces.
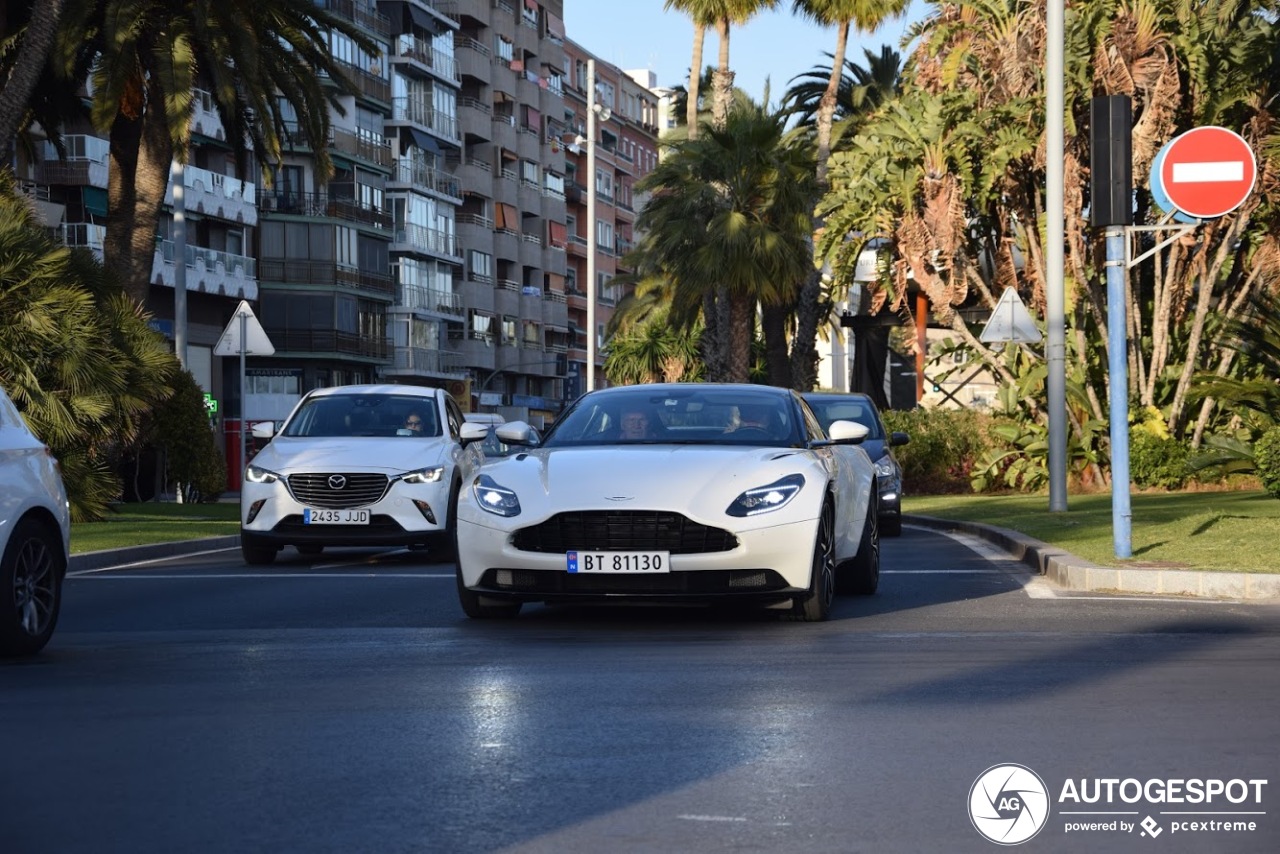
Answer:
xmin=726 ymin=473 xmax=805 ymax=517
xmin=400 ymin=466 xmax=445 ymax=484
xmin=874 ymin=455 xmax=896 ymax=478
xmin=473 ymin=474 xmax=521 ymax=517
xmin=244 ymin=464 xmax=280 ymax=484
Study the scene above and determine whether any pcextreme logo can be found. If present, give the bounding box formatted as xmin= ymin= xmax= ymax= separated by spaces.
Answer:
xmin=969 ymin=764 xmax=1051 ymax=845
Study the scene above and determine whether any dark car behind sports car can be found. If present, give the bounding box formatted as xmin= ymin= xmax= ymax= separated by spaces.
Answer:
xmin=803 ymin=392 xmax=908 ymax=536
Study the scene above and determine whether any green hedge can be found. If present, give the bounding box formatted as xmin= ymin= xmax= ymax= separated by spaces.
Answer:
xmin=1256 ymin=427 xmax=1280 ymax=499
xmin=883 ymin=407 xmax=1000 ymax=494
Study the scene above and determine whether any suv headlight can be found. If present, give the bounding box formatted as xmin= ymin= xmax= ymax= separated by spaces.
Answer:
xmin=400 ymin=466 xmax=445 ymax=484
xmin=244 ymin=464 xmax=280 ymax=484
xmin=473 ymin=474 xmax=521 ymax=517
xmin=726 ymin=473 xmax=805 ymax=517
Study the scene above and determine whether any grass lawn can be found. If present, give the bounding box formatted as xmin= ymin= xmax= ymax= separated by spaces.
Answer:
xmin=906 ymin=489 xmax=1280 ymax=573
xmin=71 ymin=501 xmax=239 ymax=554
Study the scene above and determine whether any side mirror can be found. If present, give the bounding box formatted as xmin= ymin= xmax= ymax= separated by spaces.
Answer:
xmin=251 ymin=421 xmax=276 ymax=439
xmin=495 ymin=420 xmax=539 ymax=447
xmin=827 ymin=420 xmax=870 ymax=444
xmin=889 ymin=431 xmax=910 ymax=447
xmin=459 ymin=422 xmax=489 ymax=446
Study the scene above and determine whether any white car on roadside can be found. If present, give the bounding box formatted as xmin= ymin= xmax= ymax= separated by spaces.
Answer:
xmin=453 ymin=383 xmax=879 ymax=621
xmin=1 ymin=385 xmax=71 ymax=657
xmin=239 ymin=385 xmax=482 ymax=565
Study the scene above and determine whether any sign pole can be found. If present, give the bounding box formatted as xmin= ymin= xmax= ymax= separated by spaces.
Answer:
xmin=239 ymin=312 xmax=247 ymax=491
xmin=1105 ymin=227 xmax=1132 ymax=558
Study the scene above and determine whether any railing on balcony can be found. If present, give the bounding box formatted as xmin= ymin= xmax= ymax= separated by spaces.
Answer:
xmin=395 ymin=35 xmax=460 ymax=82
xmin=392 ymin=221 xmax=459 ymax=258
xmin=457 ymin=212 xmax=494 ymax=228
xmin=158 ymin=240 xmax=257 ymax=278
xmin=331 ymin=126 xmax=393 ymax=167
xmin=319 ymin=0 xmax=391 ymax=38
xmin=400 ymin=286 xmax=463 ymax=316
xmin=258 ymin=190 xmax=392 ymax=230
xmin=458 ymin=96 xmax=492 ymax=116
xmin=265 ymin=327 xmax=392 ymax=359
xmin=390 ymin=97 xmax=459 ymax=142
xmin=454 ymin=35 xmax=490 ymax=56
xmin=258 ymin=258 xmax=394 ymax=296
xmin=392 ymin=159 xmax=461 ymax=198
xmin=56 ymin=223 xmax=106 ymax=250
xmin=390 ymin=346 xmax=464 ymax=374
xmin=324 ymin=60 xmax=391 ymax=103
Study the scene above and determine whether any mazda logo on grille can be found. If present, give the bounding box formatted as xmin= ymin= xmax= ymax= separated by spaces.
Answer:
xmin=328 ymin=475 xmax=347 ymax=490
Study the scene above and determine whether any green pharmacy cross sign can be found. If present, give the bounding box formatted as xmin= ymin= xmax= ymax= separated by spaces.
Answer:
xmin=203 ymin=393 xmax=219 ymax=414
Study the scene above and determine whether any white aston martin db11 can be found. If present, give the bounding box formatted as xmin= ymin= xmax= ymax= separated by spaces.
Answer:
xmin=454 ymin=383 xmax=880 ymax=621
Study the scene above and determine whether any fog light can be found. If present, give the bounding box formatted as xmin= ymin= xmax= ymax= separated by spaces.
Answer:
xmin=729 ymin=571 xmax=769 ymax=588
xmin=412 ymin=500 xmax=436 ymax=524
xmin=246 ymin=499 xmax=267 ymax=524
xmin=495 ymin=569 xmax=513 ymax=587
xmin=880 ymin=491 xmax=898 ymax=503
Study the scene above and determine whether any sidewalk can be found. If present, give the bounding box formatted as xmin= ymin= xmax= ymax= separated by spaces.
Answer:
xmin=907 ymin=514 xmax=1280 ymax=600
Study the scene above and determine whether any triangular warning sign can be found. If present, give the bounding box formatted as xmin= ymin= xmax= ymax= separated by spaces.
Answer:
xmin=214 ymin=300 xmax=276 ymax=356
xmin=979 ymin=289 xmax=1043 ymax=344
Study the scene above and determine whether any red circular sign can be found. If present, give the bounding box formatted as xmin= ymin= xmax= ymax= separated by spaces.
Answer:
xmin=1159 ymin=127 xmax=1257 ymax=218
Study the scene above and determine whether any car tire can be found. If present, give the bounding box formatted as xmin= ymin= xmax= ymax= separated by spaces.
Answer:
xmin=788 ymin=499 xmax=835 ymax=622
xmin=841 ymin=494 xmax=880 ymax=595
xmin=433 ymin=479 xmax=462 ymax=563
xmin=241 ymin=537 xmax=278 ymax=566
xmin=0 ymin=516 xmax=65 ymax=657
xmin=296 ymin=545 xmax=324 ymax=556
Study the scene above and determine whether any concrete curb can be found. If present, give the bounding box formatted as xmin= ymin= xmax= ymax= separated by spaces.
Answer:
xmin=904 ymin=514 xmax=1280 ymax=601
xmin=69 ymin=536 xmax=241 ymax=573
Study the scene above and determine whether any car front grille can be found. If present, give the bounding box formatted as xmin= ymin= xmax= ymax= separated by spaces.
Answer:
xmin=512 ymin=511 xmax=738 ymax=554
xmin=480 ymin=568 xmax=788 ymax=595
xmin=287 ymin=472 xmax=389 ymax=509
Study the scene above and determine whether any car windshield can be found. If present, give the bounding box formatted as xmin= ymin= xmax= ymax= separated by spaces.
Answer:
xmin=806 ymin=397 xmax=885 ymax=440
xmin=542 ymin=388 xmax=801 ymax=447
xmin=281 ymin=394 xmax=442 ymax=438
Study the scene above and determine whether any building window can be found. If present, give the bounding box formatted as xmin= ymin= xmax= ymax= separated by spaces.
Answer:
xmin=596 ymin=219 xmax=613 ymax=248
xmin=468 ymin=250 xmax=492 ymax=283
xmin=501 ymin=316 xmax=518 ymax=346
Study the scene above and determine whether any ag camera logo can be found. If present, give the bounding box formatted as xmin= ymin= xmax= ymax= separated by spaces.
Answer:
xmin=970 ymin=764 xmax=1051 ymax=845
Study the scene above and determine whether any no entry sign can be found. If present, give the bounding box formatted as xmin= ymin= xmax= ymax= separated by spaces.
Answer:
xmin=1154 ymin=126 xmax=1256 ymax=219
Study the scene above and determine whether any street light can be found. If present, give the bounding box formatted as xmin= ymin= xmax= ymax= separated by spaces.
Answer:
xmin=584 ymin=59 xmax=610 ymax=394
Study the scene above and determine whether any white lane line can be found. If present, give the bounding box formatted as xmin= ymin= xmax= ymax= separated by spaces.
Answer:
xmin=915 ymin=527 xmax=1052 ymax=597
xmin=677 ymin=815 xmax=748 ymax=823
xmin=883 ymin=569 xmax=1010 ymax=574
xmin=68 ymin=572 xmax=455 ymax=580
xmin=68 ymin=547 xmax=240 ymax=575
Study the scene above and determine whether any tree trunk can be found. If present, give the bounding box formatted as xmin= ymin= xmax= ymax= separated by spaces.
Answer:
xmin=814 ymin=21 xmax=848 ymax=190
xmin=106 ymin=77 xmax=173 ymax=306
xmin=724 ymin=288 xmax=753 ymax=383
xmin=0 ymin=0 xmax=67 ymax=163
xmin=686 ymin=23 xmax=705 ymax=140
xmin=700 ymin=290 xmax=726 ymax=381
xmin=788 ymin=266 xmax=823 ymax=390
xmin=711 ymin=19 xmax=733 ymax=132
xmin=761 ymin=301 xmax=790 ymax=387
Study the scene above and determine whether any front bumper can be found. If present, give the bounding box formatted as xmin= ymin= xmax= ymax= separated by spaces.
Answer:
xmin=241 ymin=478 xmax=450 ymax=548
xmin=456 ymin=515 xmax=819 ymax=603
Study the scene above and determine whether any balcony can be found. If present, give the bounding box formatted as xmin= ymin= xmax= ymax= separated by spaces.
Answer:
xmin=390 ymin=221 xmax=460 ymax=260
xmin=331 ymin=126 xmax=393 ymax=168
xmin=455 ymin=37 xmax=491 ymax=81
xmin=152 ymin=241 xmax=259 ymax=300
xmin=165 ymin=164 xmax=257 ymax=226
xmin=458 ymin=98 xmax=493 ymax=140
xmin=390 ymin=97 xmax=460 ymax=145
xmin=319 ymin=0 xmax=391 ymax=38
xmin=265 ymin=327 xmax=392 ymax=360
xmin=392 ymin=34 xmax=460 ymax=84
xmin=257 ymin=258 xmax=394 ymax=298
xmin=390 ymin=159 xmax=461 ymax=200
xmin=37 ymin=135 xmax=109 ymax=188
xmin=258 ymin=190 xmax=392 ymax=231
xmin=385 ymin=346 xmax=466 ymax=378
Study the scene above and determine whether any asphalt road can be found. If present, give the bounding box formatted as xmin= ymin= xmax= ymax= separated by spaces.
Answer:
xmin=3 ymin=526 xmax=1278 ymax=854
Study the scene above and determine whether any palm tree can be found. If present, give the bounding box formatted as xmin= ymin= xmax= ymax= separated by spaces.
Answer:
xmin=51 ymin=0 xmax=378 ymax=304
xmin=0 ymin=0 xmax=70 ymax=163
xmin=781 ymin=46 xmax=901 ymax=131
xmin=635 ymin=102 xmax=815 ymax=382
xmin=0 ymin=173 xmax=176 ymax=520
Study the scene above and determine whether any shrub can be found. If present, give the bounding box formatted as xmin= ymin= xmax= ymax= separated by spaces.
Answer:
xmin=883 ymin=406 xmax=997 ymax=494
xmin=149 ymin=370 xmax=227 ymax=502
xmin=1128 ymin=430 xmax=1189 ymax=490
xmin=1256 ymin=427 xmax=1280 ymax=499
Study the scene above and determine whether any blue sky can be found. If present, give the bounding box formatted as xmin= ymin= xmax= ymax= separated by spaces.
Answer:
xmin=561 ymin=0 xmax=928 ymax=106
